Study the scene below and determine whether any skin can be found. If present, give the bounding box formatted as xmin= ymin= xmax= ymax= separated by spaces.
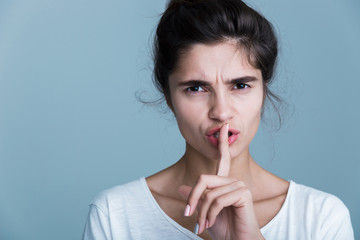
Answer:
xmin=146 ymin=41 xmax=289 ymax=239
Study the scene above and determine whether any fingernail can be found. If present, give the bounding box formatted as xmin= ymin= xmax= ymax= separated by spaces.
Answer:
xmin=226 ymin=123 xmax=229 ymax=132
xmin=205 ymin=219 xmax=209 ymax=229
xmin=193 ymin=223 xmax=199 ymax=235
xmin=184 ymin=204 xmax=190 ymax=216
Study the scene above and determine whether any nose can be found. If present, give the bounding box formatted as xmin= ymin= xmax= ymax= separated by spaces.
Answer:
xmin=208 ymin=91 xmax=234 ymax=123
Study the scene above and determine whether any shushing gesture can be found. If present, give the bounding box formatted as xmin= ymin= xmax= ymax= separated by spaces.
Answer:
xmin=178 ymin=124 xmax=264 ymax=240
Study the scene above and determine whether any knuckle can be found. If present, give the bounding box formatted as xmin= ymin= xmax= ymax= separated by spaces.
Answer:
xmin=240 ymin=187 xmax=253 ymax=200
xmin=235 ymin=180 xmax=245 ymax=187
xmin=203 ymin=191 xmax=214 ymax=202
xmin=198 ymin=174 xmax=208 ymax=182
xmin=213 ymin=197 xmax=222 ymax=208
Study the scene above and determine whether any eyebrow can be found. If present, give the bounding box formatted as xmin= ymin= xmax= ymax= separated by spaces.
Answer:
xmin=177 ymin=76 xmax=259 ymax=87
xmin=228 ymin=76 xmax=258 ymax=84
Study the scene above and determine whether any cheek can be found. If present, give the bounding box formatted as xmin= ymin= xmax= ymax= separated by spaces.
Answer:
xmin=171 ymin=91 xmax=207 ymax=119
xmin=238 ymin=96 xmax=263 ymax=133
xmin=171 ymin=97 xmax=203 ymax=135
xmin=249 ymin=99 xmax=263 ymax=120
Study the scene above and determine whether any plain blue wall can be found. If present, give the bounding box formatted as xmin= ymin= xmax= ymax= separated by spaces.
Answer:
xmin=0 ymin=0 xmax=359 ymax=239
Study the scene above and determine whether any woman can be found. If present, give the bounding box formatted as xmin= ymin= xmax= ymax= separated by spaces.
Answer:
xmin=83 ymin=0 xmax=354 ymax=239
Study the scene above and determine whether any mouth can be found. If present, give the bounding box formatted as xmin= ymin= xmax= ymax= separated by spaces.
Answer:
xmin=212 ymin=131 xmax=234 ymax=138
xmin=206 ymin=127 xmax=240 ymax=147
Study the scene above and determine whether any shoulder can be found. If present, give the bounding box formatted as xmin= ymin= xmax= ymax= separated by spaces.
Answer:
xmin=288 ymin=181 xmax=354 ymax=238
xmin=89 ymin=177 xmax=147 ymax=214
xmin=289 ymin=181 xmax=348 ymax=213
xmin=262 ymin=181 xmax=354 ymax=239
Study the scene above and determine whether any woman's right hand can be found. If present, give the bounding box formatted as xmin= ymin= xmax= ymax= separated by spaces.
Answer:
xmin=178 ymin=124 xmax=264 ymax=240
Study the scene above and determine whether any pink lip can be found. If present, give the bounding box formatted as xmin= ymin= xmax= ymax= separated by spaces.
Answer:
xmin=206 ymin=126 xmax=240 ymax=147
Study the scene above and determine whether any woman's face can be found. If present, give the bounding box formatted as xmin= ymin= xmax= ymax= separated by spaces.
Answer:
xmin=168 ymin=42 xmax=264 ymax=160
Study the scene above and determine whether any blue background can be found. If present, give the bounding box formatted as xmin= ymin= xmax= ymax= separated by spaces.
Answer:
xmin=0 ymin=0 xmax=359 ymax=239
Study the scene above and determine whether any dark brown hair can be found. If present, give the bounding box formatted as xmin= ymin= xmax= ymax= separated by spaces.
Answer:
xmin=152 ymin=0 xmax=281 ymax=118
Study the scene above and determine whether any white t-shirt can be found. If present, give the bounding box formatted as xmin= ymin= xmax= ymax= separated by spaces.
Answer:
xmin=82 ymin=177 xmax=354 ymax=240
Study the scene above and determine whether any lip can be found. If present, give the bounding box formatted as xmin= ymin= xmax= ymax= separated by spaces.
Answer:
xmin=206 ymin=126 xmax=240 ymax=147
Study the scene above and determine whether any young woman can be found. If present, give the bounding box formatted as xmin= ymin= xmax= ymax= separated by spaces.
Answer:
xmin=83 ymin=0 xmax=354 ymax=239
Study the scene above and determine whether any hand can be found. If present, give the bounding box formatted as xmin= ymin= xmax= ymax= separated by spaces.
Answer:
xmin=178 ymin=123 xmax=264 ymax=240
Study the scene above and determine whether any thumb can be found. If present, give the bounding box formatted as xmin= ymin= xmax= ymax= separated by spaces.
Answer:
xmin=177 ymin=185 xmax=192 ymax=200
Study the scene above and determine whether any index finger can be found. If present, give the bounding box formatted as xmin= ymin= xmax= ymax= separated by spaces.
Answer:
xmin=216 ymin=123 xmax=231 ymax=177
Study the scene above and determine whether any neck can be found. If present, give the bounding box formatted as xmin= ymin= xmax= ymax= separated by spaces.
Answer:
xmin=175 ymin=142 xmax=258 ymax=188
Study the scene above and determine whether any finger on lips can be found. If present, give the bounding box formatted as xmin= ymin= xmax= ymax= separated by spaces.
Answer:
xmin=216 ymin=123 xmax=231 ymax=177
xmin=184 ymin=123 xmax=234 ymax=235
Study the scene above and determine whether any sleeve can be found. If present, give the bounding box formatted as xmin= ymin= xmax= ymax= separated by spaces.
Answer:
xmin=82 ymin=204 xmax=112 ymax=240
xmin=320 ymin=196 xmax=354 ymax=240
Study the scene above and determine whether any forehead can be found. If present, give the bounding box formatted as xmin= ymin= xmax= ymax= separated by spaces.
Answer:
xmin=171 ymin=42 xmax=261 ymax=81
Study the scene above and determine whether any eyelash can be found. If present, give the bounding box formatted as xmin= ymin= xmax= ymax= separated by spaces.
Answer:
xmin=185 ymin=86 xmax=205 ymax=93
xmin=185 ymin=83 xmax=250 ymax=93
xmin=233 ymin=83 xmax=250 ymax=90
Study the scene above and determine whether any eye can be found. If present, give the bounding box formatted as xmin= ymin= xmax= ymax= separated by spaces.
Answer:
xmin=185 ymin=85 xmax=205 ymax=93
xmin=233 ymin=83 xmax=249 ymax=90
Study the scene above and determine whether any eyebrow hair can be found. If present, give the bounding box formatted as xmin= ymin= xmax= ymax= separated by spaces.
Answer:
xmin=177 ymin=80 xmax=210 ymax=87
xmin=177 ymin=76 xmax=259 ymax=87
xmin=228 ymin=76 xmax=258 ymax=84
